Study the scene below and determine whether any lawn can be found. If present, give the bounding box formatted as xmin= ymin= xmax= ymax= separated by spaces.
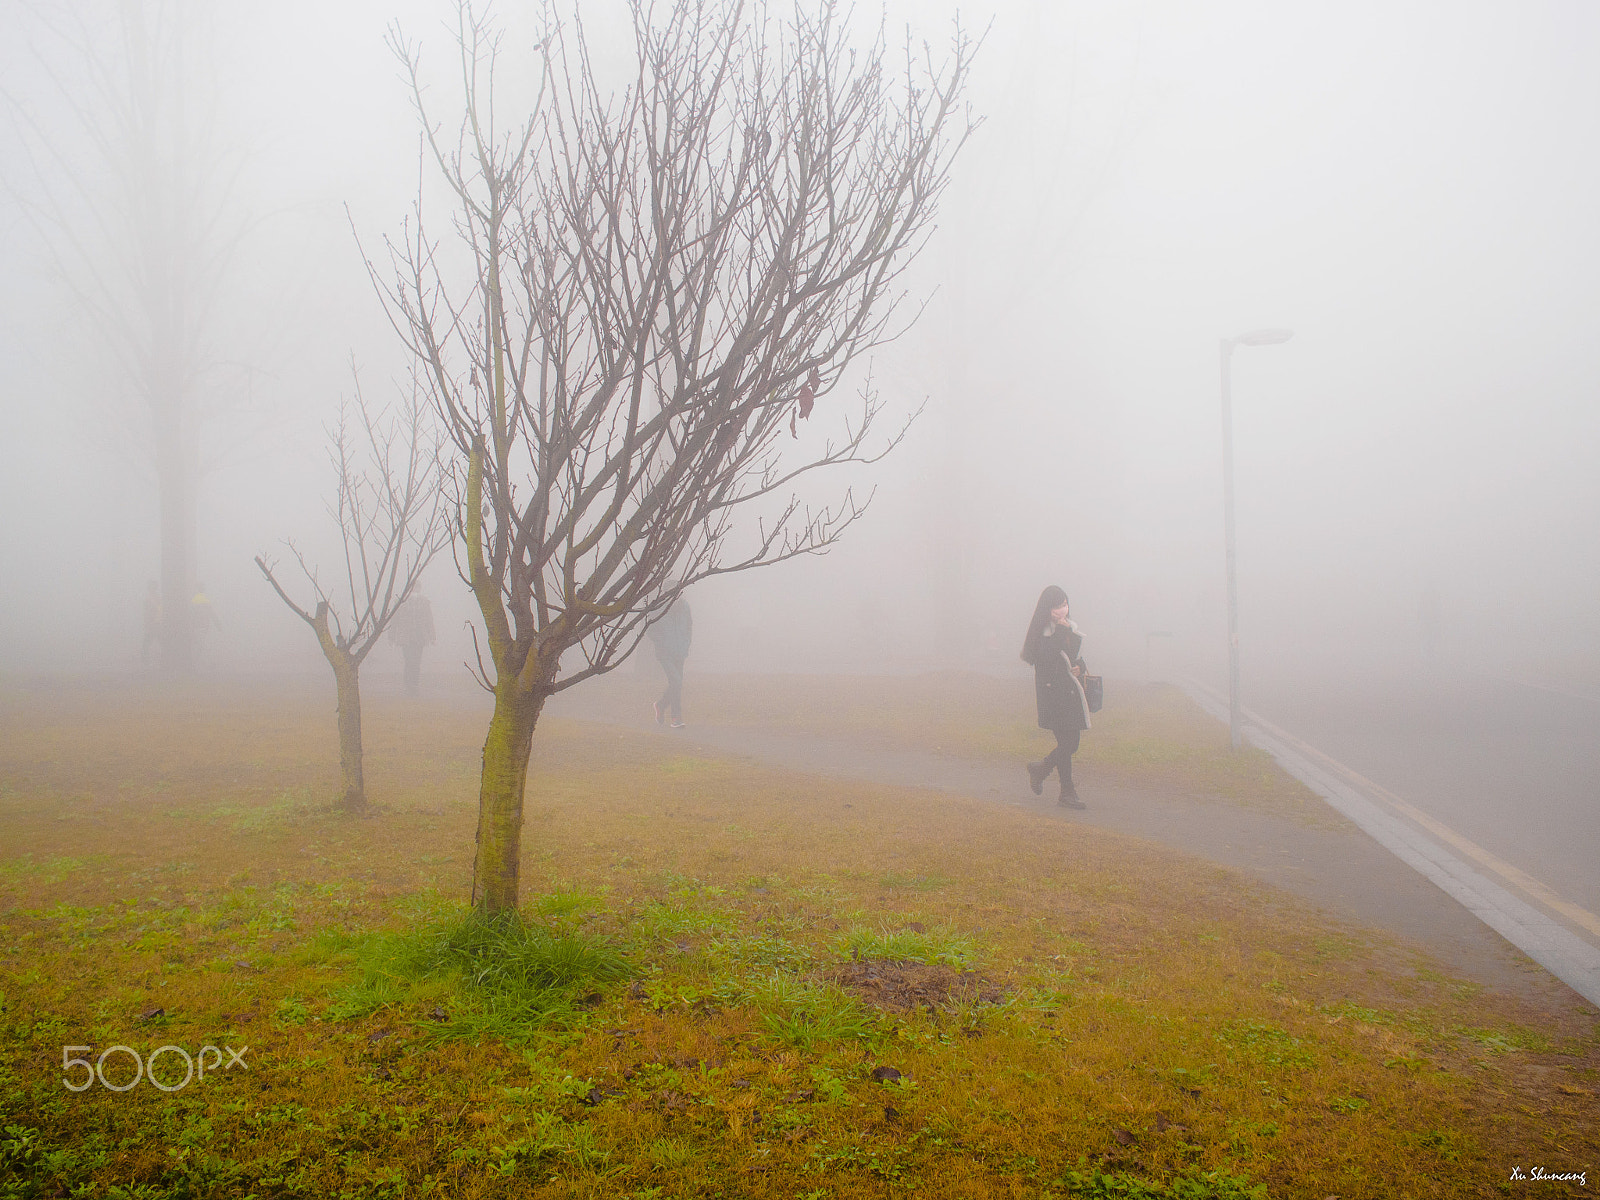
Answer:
xmin=0 ymin=675 xmax=1594 ymax=1198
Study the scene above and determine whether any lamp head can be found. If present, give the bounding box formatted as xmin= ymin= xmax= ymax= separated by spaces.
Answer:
xmin=1233 ymin=328 xmax=1294 ymax=346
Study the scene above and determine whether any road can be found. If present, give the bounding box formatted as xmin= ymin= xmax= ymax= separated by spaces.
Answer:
xmin=1238 ymin=667 xmax=1600 ymax=922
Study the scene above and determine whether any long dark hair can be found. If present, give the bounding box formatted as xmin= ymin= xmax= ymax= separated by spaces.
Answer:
xmin=1020 ymin=585 xmax=1067 ymax=666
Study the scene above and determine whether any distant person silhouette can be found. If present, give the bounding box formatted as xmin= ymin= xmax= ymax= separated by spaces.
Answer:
xmin=1021 ymin=585 xmax=1092 ymax=809
xmin=390 ymin=592 xmax=436 ymax=696
xmin=141 ymin=580 xmax=162 ymax=667
xmin=648 ymin=599 xmax=693 ymax=729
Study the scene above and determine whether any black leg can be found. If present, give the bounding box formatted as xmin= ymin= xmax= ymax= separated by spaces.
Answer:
xmin=662 ymin=656 xmax=685 ymax=722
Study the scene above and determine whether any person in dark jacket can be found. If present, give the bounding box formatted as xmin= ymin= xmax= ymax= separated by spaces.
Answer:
xmin=647 ymin=599 xmax=693 ymax=728
xmin=1021 ymin=585 xmax=1091 ymax=808
xmin=389 ymin=592 xmax=436 ymax=696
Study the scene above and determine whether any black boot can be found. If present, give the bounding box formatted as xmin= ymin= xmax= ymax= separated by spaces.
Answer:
xmin=1027 ymin=761 xmax=1049 ymax=796
xmin=1058 ymin=757 xmax=1085 ymax=809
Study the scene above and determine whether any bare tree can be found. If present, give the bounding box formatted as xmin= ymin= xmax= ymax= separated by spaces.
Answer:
xmin=2 ymin=0 xmax=249 ymax=674
xmin=255 ymin=372 xmax=447 ymax=812
xmin=371 ymin=0 xmax=977 ymax=913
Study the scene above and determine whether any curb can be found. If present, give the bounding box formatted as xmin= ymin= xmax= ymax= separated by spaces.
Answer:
xmin=1180 ymin=679 xmax=1600 ymax=1007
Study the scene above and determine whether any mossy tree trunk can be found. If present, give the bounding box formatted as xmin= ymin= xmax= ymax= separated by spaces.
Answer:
xmin=331 ymin=656 xmax=366 ymax=812
xmin=472 ymin=680 xmax=548 ymax=913
xmin=463 ymin=439 xmax=562 ymax=915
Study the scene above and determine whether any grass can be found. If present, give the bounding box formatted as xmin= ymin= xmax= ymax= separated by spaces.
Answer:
xmin=840 ymin=924 xmax=974 ymax=967
xmin=0 ymin=676 xmax=1595 ymax=1198
xmin=324 ymin=910 xmax=636 ymax=1038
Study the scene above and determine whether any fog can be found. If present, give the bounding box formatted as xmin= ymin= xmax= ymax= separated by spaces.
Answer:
xmin=3 ymin=0 xmax=1597 ymax=694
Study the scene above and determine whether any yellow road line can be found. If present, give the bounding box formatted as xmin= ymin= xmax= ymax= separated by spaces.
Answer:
xmin=1241 ymin=706 xmax=1600 ymax=945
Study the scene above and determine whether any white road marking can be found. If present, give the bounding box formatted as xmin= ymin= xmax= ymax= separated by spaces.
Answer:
xmin=1182 ymin=679 xmax=1600 ymax=1006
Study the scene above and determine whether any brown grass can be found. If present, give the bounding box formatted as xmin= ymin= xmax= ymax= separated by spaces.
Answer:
xmin=0 ymin=675 xmax=1595 ymax=1198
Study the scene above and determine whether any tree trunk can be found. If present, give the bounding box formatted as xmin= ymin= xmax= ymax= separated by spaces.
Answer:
xmin=473 ymin=680 xmax=547 ymax=914
xmin=155 ymin=412 xmax=192 ymax=675
xmin=332 ymin=656 xmax=366 ymax=812
xmin=309 ymin=602 xmax=367 ymax=813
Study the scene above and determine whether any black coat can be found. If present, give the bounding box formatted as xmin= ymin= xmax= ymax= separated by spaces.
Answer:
xmin=647 ymin=601 xmax=693 ymax=662
xmin=1034 ymin=621 xmax=1090 ymax=733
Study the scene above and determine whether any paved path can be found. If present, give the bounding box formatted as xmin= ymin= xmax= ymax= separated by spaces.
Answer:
xmin=1182 ymin=681 xmax=1600 ymax=1009
xmin=553 ymin=694 xmax=1588 ymax=1013
xmin=1240 ymin=667 xmax=1600 ymax=918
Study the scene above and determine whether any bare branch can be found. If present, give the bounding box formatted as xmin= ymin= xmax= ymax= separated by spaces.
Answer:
xmin=257 ymin=361 xmax=450 ymax=667
xmin=380 ymin=0 xmax=974 ymax=697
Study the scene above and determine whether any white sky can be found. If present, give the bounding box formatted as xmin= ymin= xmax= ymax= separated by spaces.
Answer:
xmin=2 ymin=0 xmax=1596 ymax=681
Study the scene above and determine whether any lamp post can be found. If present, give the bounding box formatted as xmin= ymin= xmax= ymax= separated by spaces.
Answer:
xmin=1220 ymin=327 xmax=1293 ymax=750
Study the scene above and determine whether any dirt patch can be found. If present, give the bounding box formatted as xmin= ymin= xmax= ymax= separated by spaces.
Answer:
xmin=825 ymin=958 xmax=1006 ymax=1014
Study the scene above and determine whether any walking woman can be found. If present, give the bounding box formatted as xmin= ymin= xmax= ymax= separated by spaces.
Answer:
xmin=1021 ymin=585 xmax=1091 ymax=808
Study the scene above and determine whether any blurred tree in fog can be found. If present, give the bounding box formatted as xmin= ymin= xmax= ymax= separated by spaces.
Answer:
xmin=255 ymin=371 xmax=447 ymax=812
xmin=370 ymin=0 xmax=977 ymax=913
xmin=1 ymin=0 xmax=247 ymax=674
xmin=904 ymin=3 xmax=1140 ymax=662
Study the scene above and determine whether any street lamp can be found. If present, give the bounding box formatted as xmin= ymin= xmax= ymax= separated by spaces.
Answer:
xmin=1219 ymin=327 xmax=1293 ymax=750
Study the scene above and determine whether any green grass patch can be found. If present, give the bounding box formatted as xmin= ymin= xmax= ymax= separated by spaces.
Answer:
xmin=730 ymin=972 xmax=879 ymax=1052
xmin=1459 ymin=1024 xmax=1553 ymax=1054
xmin=328 ymin=908 xmax=636 ymax=1039
xmin=877 ymin=869 xmax=951 ymax=891
xmin=202 ymin=786 xmax=320 ymax=833
xmin=841 ymin=923 xmax=974 ymax=967
xmin=1057 ymin=1166 xmax=1267 ymax=1198
xmin=0 ymin=855 xmax=90 ymax=885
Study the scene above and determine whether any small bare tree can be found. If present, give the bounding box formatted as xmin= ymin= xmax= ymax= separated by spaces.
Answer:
xmin=373 ymin=0 xmax=976 ymax=912
xmin=256 ymin=372 xmax=447 ymax=811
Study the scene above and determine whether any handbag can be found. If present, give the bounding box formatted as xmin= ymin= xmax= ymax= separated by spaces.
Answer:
xmin=1084 ymin=674 xmax=1104 ymax=714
